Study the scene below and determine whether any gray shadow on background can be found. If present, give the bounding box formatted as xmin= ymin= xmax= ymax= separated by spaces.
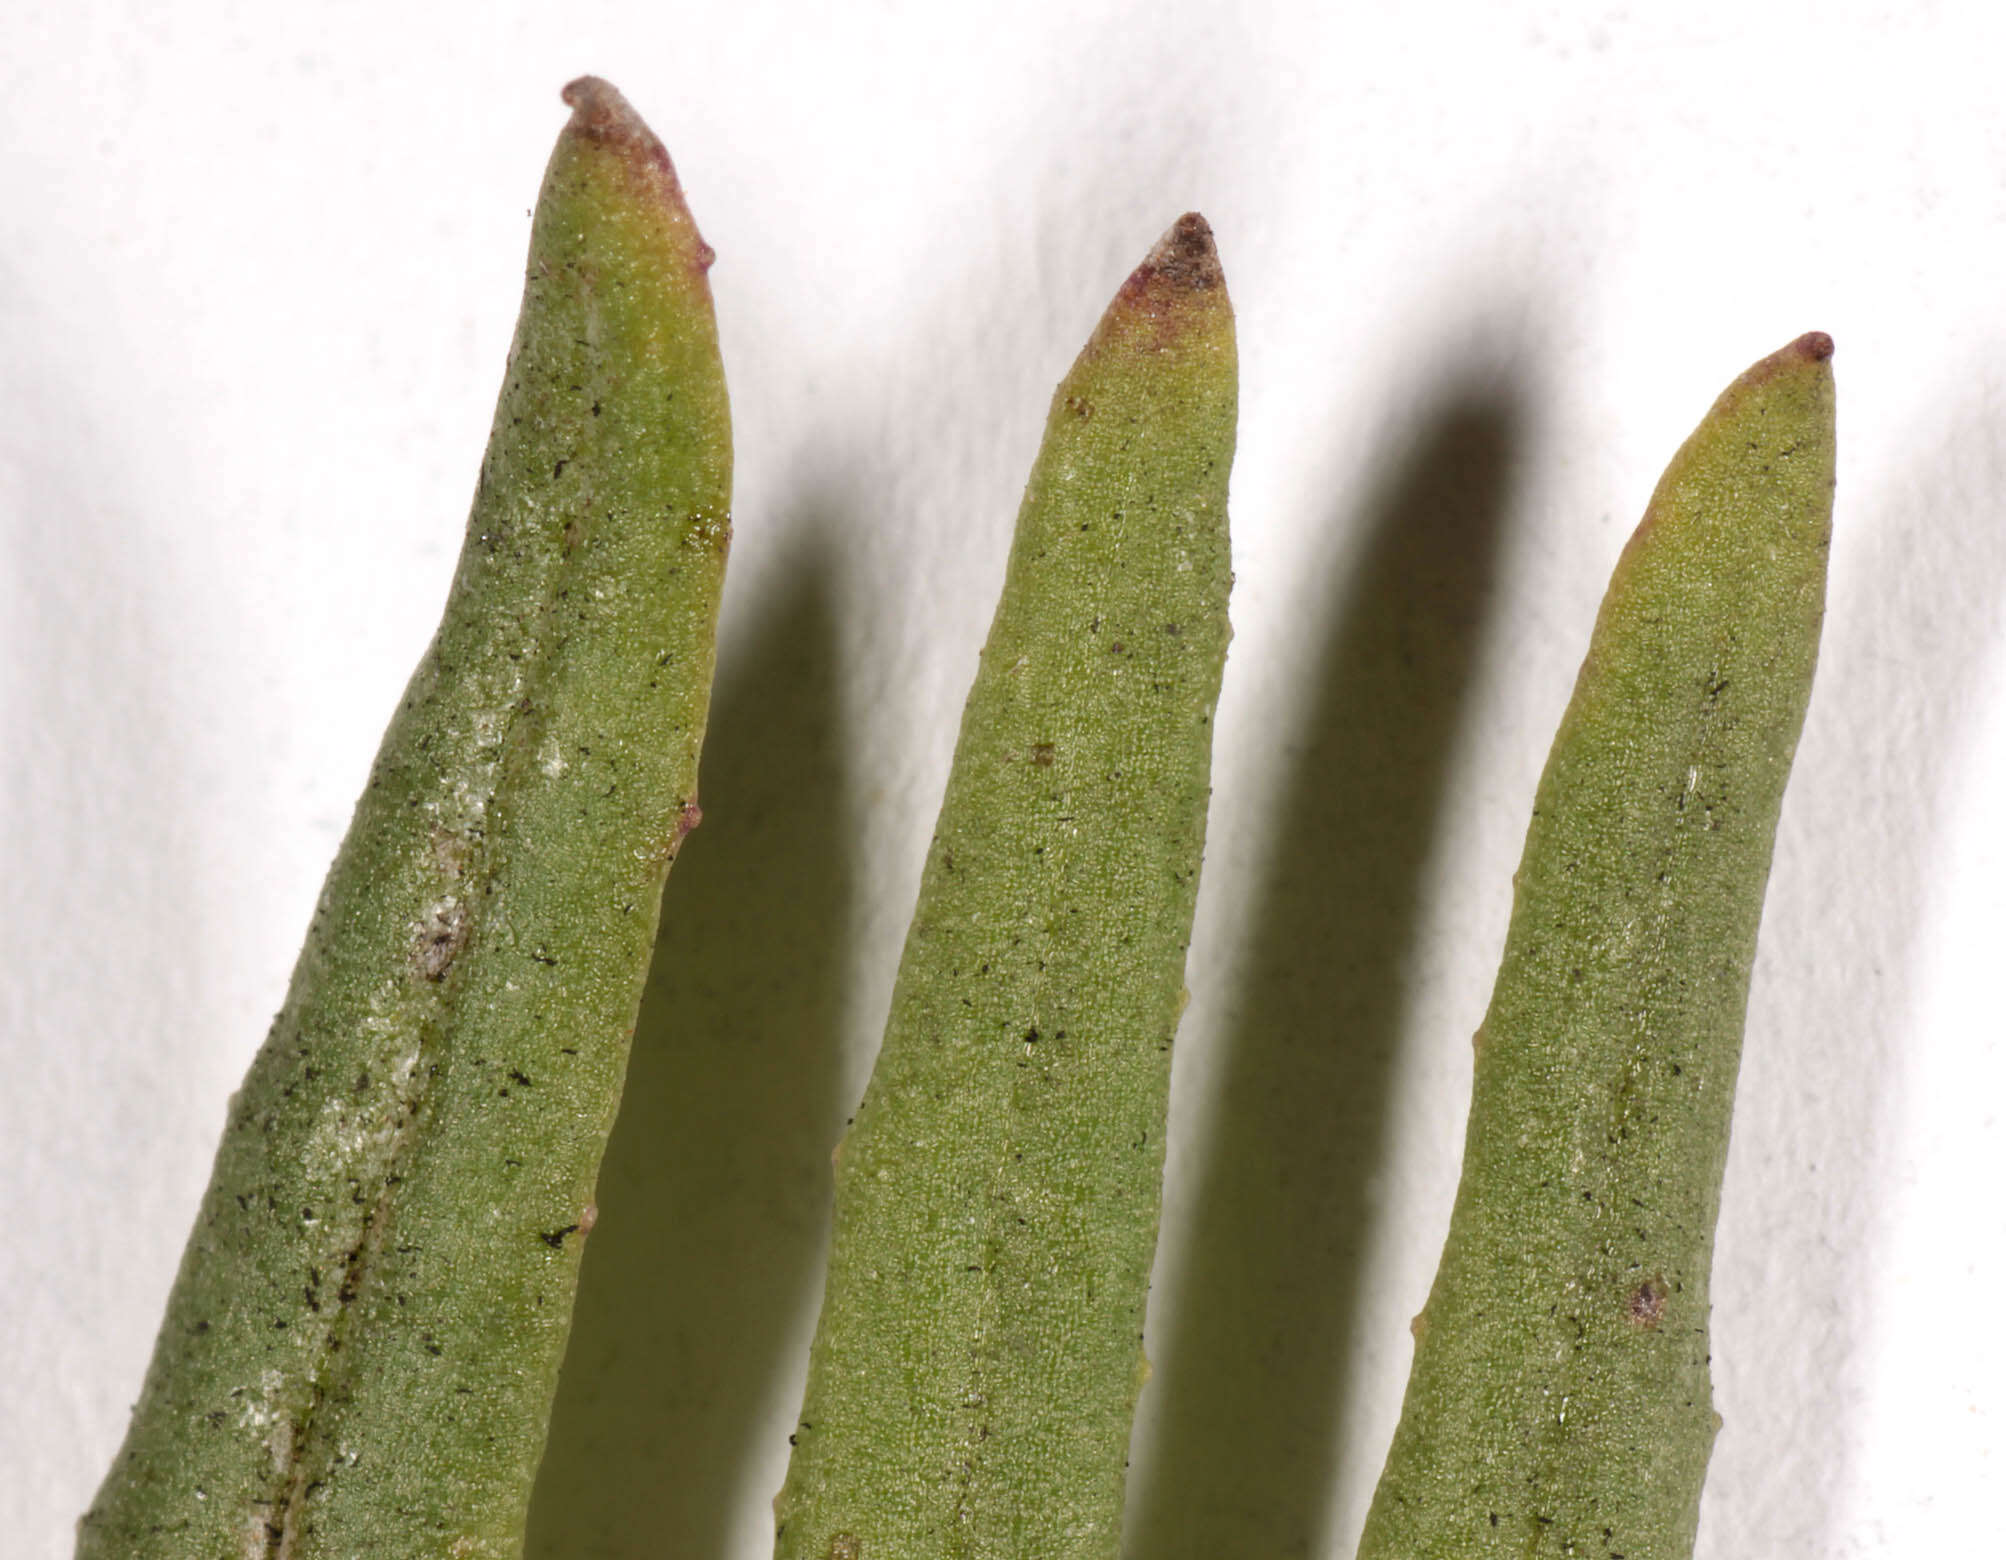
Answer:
xmin=525 ymin=540 xmax=855 ymax=1558
xmin=1122 ymin=384 xmax=1525 ymax=1560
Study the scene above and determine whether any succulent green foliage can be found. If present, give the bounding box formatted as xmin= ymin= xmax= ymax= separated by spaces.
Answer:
xmin=771 ymin=216 xmax=1237 ymax=1560
xmin=78 ymin=78 xmax=730 ymax=1560
xmin=1354 ymin=334 xmax=1836 ymax=1560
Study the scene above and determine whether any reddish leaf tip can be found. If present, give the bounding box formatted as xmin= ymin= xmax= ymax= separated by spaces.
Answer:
xmin=1136 ymin=212 xmax=1223 ymax=294
xmin=1099 ymin=213 xmax=1229 ymax=345
xmin=1731 ymin=331 xmax=1836 ymax=393
xmin=554 ymin=77 xmax=714 ymax=273
xmin=561 ymin=76 xmax=643 ymax=138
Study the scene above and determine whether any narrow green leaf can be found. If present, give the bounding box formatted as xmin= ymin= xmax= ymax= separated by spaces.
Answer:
xmin=772 ymin=216 xmax=1237 ymax=1560
xmin=1355 ymin=334 xmax=1836 ymax=1560
xmin=78 ymin=77 xmax=730 ymax=1560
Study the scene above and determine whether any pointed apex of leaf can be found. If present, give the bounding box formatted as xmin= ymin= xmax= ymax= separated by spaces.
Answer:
xmin=553 ymin=76 xmax=714 ymax=275
xmin=1088 ymin=213 xmax=1233 ymax=361
xmin=1720 ymin=331 xmax=1837 ymax=415
xmin=1133 ymin=212 xmax=1225 ymax=295
xmin=1612 ymin=333 xmax=1836 ymax=596
xmin=1112 ymin=212 xmax=1226 ymax=319
xmin=561 ymin=75 xmax=664 ymax=160
xmin=1728 ymin=330 xmax=1835 ymax=394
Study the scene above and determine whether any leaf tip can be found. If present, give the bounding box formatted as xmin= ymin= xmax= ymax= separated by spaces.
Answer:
xmin=1735 ymin=330 xmax=1835 ymax=391
xmin=560 ymin=75 xmax=649 ymax=145
xmin=555 ymin=76 xmax=715 ymax=273
xmin=1090 ymin=213 xmax=1233 ymax=360
xmin=1131 ymin=212 xmax=1224 ymax=296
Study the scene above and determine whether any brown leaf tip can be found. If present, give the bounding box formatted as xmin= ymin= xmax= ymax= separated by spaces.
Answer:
xmin=558 ymin=77 xmax=713 ymax=271
xmin=1136 ymin=212 xmax=1223 ymax=293
xmin=1731 ymin=329 xmax=1836 ymax=393
xmin=1790 ymin=330 xmax=1835 ymax=362
xmin=561 ymin=76 xmax=651 ymax=146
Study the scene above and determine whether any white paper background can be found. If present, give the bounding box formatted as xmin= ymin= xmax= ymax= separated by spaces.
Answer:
xmin=5 ymin=3 xmax=2003 ymax=1555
